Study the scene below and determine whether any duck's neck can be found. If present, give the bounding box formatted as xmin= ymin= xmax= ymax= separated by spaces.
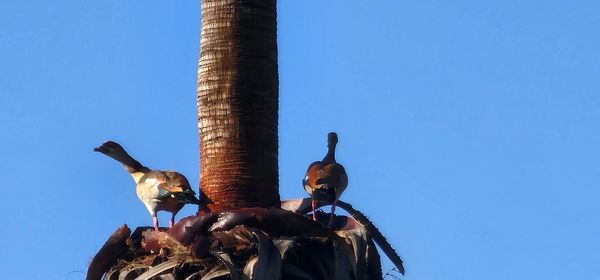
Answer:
xmin=130 ymin=171 xmax=146 ymax=183
xmin=126 ymin=166 xmax=150 ymax=183
xmin=323 ymin=144 xmax=336 ymax=162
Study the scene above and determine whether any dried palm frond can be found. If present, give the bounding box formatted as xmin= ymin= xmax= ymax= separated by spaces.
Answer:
xmin=87 ymin=201 xmax=404 ymax=280
xmin=282 ymin=198 xmax=405 ymax=275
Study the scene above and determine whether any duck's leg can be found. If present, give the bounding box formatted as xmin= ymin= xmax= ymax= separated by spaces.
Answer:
xmin=169 ymin=214 xmax=176 ymax=228
xmin=312 ymin=199 xmax=318 ymax=221
xmin=153 ymin=214 xmax=160 ymax=231
xmin=328 ymin=201 xmax=337 ymax=228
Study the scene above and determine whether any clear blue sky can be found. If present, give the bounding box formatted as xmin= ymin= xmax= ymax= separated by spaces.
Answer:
xmin=1 ymin=1 xmax=599 ymax=279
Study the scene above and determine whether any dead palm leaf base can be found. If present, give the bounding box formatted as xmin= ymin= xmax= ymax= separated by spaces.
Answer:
xmin=87 ymin=199 xmax=404 ymax=280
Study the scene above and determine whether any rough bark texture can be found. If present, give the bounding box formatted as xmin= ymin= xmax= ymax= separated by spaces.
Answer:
xmin=198 ymin=0 xmax=280 ymax=210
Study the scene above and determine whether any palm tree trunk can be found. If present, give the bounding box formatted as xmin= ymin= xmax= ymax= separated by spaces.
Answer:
xmin=197 ymin=0 xmax=280 ymax=210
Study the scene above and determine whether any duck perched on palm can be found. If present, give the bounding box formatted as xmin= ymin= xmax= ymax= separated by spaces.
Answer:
xmin=94 ymin=141 xmax=200 ymax=231
xmin=303 ymin=132 xmax=348 ymax=227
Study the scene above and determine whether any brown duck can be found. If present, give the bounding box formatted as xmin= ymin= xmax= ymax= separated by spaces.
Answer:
xmin=303 ymin=132 xmax=348 ymax=227
xmin=94 ymin=141 xmax=200 ymax=231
